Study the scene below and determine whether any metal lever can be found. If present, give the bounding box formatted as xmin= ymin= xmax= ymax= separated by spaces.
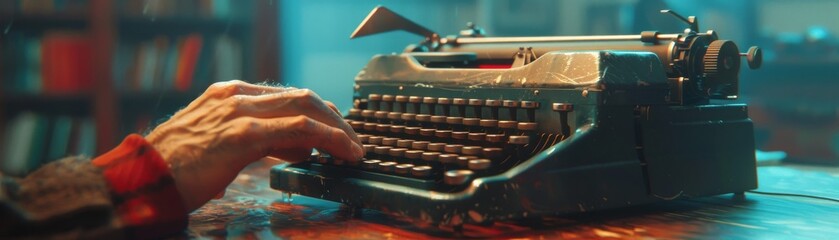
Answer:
xmin=350 ymin=6 xmax=436 ymax=40
xmin=661 ymin=9 xmax=698 ymax=33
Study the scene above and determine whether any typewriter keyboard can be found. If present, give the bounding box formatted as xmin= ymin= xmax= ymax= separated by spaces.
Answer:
xmin=306 ymin=93 xmax=571 ymax=190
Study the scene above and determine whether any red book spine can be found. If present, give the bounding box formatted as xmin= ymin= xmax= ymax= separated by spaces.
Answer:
xmin=174 ymin=34 xmax=203 ymax=91
xmin=41 ymin=32 xmax=92 ymax=93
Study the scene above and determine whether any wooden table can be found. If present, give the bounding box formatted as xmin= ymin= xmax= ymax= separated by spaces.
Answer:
xmin=187 ymin=161 xmax=839 ymax=239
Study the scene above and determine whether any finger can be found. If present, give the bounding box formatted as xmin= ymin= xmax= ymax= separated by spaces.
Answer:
xmin=323 ymin=100 xmax=341 ymax=116
xmin=255 ymin=116 xmax=363 ymax=161
xmin=206 ymin=80 xmax=296 ymax=98
xmin=239 ymin=89 xmax=361 ymax=146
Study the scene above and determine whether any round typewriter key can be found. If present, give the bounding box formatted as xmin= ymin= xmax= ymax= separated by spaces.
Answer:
xmin=437 ymin=97 xmax=451 ymax=105
xmin=404 ymin=127 xmax=420 ymax=135
xmin=362 ymin=159 xmax=381 ymax=169
xmin=431 ymin=115 xmax=447 ymax=123
xmin=508 ymin=136 xmax=530 ymax=145
xmin=389 ymin=148 xmax=408 ymax=158
xmin=482 ymin=148 xmax=504 ymax=160
xmin=446 ymin=117 xmax=463 ymax=125
xmin=498 ymin=120 xmax=518 ymax=129
xmin=421 ymin=152 xmax=440 ymax=162
xmin=461 ymin=146 xmax=482 ymax=155
xmin=368 ymin=94 xmax=382 ymax=101
xmin=390 ymin=125 xmax=405 ymax=134
xmin=376 ymin=124 xmax=391 ymax=132
xmin=486 ymin=134 xmax=506 ymax=143
xmin=382 ymin=94 xmax=394 ymax=102
xmin=467 ymin=132 xmax=486 ymax=141
xmin=462 ymin=118 xmax=480 ymax=126
xmin=468 ymin=99 xmax=484 ymax=106
xmin=411 ymin=141 xmax=429 ymax=150
xmin=405 ymin=150 xmax=423 ymax=159
xmin=452 ymin=131 xmax=469 ymax=140
xmin=408 ymin=96 xmax=422 ymax=103
xmin=387 ymin=112 xmax=402 ymax=120
xmin=420 ymin=128 xmax=435 ymax=136
xmin=374 ymin=111 xmax=388 ymax=119
xmin=480 ymin=119 xmax=498 ymax=128
xmin=358 ymin=134 xmax=370 ymax=143
xmin=485 ymin=99 xmax=501 ymax=107
xmin=363 ymin=144 xmax=376 ymax=153
xmin=520 ymin=101 xmax=539 ymax=108
xmin=444 ymin=144 xmax=463 ymax=154
xmin=368 ymin=136 xmax=383 ymax=145
xmin=444 ymin=170 xmax=474 ymax=185
xmin=435 ymin=130 xmax=453 ymax=138
xmin=552 ymin=103 xmax=574 ymax=112
xmin=361 ymin=110 xmax=375 ymax=118
xmin=423 ymin=97 xmax=437 ymax=104
xmin=401 ymin=113 xmax=416 ymax=121
xmin=363 ymin=123 xmax=376 ymax=131
xmin=349 ymin=108 xmax=362 ymax=117
xmin=502 ymin=100 xmax=519 ymax=108
xmin=438 ymin=154 xmax=458 ymax=164
xmin=382 ymin=137 xmax=398 ymax=146
xmin=517 ymin=122 xmax=538 ymax=131
xmin=350 ymin=121 xmax=365 ymax=130
xmin=378 ymin=161 xmax=397 ymax=172
xmin=415 ymin=114 xmax=431 ymax=122
xmin=396 ymin=139 xmax=414 ymax=148
xmin=453 ymin=98 xmax=467 ymax=105
xmin=468 ymin=159 xmax=492 ymax=170
xmin=395 ymin=95 xmax=409 ymax=102
xmin=394 ymin=164 xmax=415 ymax=175
xmin=427 ymin=143 xmax=446 ymax=152
xmin=374 ymin=146 xmax=392 ymax=155
xmin=411 ymin=166 xmax=433 ymax=177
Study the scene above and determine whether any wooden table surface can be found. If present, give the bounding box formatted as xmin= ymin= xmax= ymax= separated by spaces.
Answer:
xmin=186 ymin=160 xmax=839 ymax=239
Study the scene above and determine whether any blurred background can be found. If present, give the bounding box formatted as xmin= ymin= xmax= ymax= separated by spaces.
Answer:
xmin=1 ymin=0 xmax=837 ymax=176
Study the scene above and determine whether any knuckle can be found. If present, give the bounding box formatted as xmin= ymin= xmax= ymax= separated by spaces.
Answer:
xmin=207 ymin=80 xmax=246 ymax=98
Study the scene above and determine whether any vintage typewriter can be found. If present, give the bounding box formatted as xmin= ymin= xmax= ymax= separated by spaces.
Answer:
xmin=271 ymin=6 xmax=763 ymax=226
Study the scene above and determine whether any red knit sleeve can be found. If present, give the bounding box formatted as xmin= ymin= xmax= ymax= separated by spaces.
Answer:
xmin=91 ymin=134 xmax=188 ymax=239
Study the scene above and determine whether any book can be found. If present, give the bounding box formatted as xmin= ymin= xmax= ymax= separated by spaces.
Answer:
xmin=41 ymin=31 xmax=93 ymax=93
xmin=47 ymin=115 xmax=74 ymax=161
xmin=174 ymin=34 xmax=203 ymax=91
xmin=1 ymin=112 xmax=40 ymax=176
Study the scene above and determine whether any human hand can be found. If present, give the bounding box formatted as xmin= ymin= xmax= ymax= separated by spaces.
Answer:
xmin=145 ymin=80 xmax=363 ymax=211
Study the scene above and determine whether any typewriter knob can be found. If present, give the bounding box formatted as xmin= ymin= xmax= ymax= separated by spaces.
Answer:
xmin=703 ymin=40 xmax=740 ymax=81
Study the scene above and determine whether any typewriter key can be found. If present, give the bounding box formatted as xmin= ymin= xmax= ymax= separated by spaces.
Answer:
xmin=382 ymin=137 xmax=398 ymax=146
xmin=480 ymin=119 xmax=498 ymax=128
xmin=411 ymin=141 xmax=429 ymax=150
xmin=517 ymin=122 xmax=538 ymax=131
xmin=387 ymin=112 xmax=402 ymax=121
xmin=435 ymin=130 xmax=453 ymax=138
xmin=461 ymin=146 xmax=482 ymax=156
xmin=452 ymin=131 xmax=469 ymax=140
xmin=361 ymin=110 xmax=375 ymax=118
xmin=363 ymin=144 xmax=376 ymax=153
xmin=378 ymin=161 xmax=397 ymax=172
xmin=421 ymin=152 xmax=440 ymax=162
xmin=382 ymin=94 xmax=394 ymax=102
xmin=349 ymin=108 xmax=362 ymax=118
xmin=396 ymin=139 xmax=414 ymax=148
xmin=368 ymin=136 xmax=383 ymax=145
xmin=374 ymin=146 xmax=392 ymax=155
xmin=411 ymin=166 xmax=432 ymax=177
xmin=362 ymin=159 xmax=381 ymax=169
xmin=376 ymin=124 xmax=391 ymax=132
xmin=457 ymin=156 xmax=478 ymax=167
xmin=508 ymin=136 xmax=530 ymax=145
xmin=498 ymin=120 xmax=517 ymax=129
xmin=420 ymin=128 xmax=436 ymax=137
xmin=438 ymin=154 xmax=458 ymax=164
xmin=368 ymin=94 xmax=382 ymax=101
xmin=358 ymin=134 xmax=370 ymax=143
xmin=363 ymin=123 xmax=377 ymax=131
xmin=446 ymin=117 xmax=463 ymax=125
xmin=350 ymin=121 xmax=365 ymax=130
xmin=394 ymin=164 xmax=415 ymax=175
xmin=468 ymin=159 xmax=492 ymax=170
xmin=404 ymin=127 xmax=420 ymax=135
xmin=415 ymin=114 xmax=431 ymax=122
xmin=482 ymin=148 xmax=504 ymax=160
xmin=401 ymin=113 xmax=416 ymax=121
xmin=427 ymin=143 xmax=446 ymax=152
xmin=444 ymin=170 xmax=474 ymax=185
xmin=405 ymin=150 xmax=423 ymax=160
xmin=374 ymin=111 xmax=388 ymax=120
xmin=467 ymin=132 xmax=486 ymax=142
xmin=390 ymin=125 xmax=405 ymax=134
xmin=444 ymin=144 xmax=463 ymax=154
xmin=389 ymin=148 xmax=408 ymax=158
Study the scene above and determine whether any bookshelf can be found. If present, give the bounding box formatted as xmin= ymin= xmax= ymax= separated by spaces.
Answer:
xmin=0 ymin=0 xmax=279 ymax=176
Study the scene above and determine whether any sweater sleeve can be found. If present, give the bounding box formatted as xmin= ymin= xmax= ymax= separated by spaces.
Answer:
xmin=0 ymin=134 xmax=188 ymax=239
xmin=91 ymin=134 xmax=188 ymax=238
